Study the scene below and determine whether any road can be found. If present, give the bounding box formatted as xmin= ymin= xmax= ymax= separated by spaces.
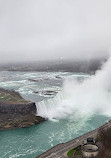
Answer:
xmin=36 ymin=121 xmax=111 ymax=158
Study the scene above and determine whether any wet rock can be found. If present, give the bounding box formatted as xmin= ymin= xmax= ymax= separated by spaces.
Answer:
xmin=28 ymin=78 xmax=49 ymax=82
xmin=55 ymin=75 xmax=62 ymax=79
xmin=34 ymin=90 xmax=58 ymax=96
xmin=28 ymin=79 xmax=40 ymax=82
xmin=42 ymin=90 xmax=58 ymax=95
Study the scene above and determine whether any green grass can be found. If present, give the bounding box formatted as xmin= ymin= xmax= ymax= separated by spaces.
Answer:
xmin=67 ymin=146 xmax=81 ymax=158
xmin=67 ymin=148 xmax=76 ymax=158
xmin=0 ymin=90 xmax=29 ymax=104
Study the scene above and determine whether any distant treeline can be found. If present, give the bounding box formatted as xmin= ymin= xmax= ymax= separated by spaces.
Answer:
xmin=0 ymin=58 xmax=107 ymax=73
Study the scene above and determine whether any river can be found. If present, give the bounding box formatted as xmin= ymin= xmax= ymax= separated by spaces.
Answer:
xmin=0 ymin=71 xmax=109 ymax=158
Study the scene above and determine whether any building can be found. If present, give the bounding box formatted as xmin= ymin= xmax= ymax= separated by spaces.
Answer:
xmin=81 ymin=138 xmax=99 ymax=158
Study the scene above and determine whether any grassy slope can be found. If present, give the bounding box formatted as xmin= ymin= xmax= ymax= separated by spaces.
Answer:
xmin=0 ymin=88 xmax=29 ymax=104
xmin=67 ymin=146 xmax=81 ymax=158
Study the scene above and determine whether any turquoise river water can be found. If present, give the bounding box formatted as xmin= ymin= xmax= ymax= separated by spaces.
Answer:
xmin=0 ymin=71 xmax=109 ymax=158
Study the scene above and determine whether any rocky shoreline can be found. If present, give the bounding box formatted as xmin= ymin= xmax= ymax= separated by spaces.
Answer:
xmin=0 ymin=88 xmax=45 ymax=130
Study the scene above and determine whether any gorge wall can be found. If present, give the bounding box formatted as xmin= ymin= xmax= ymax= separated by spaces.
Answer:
xmin=0 ymin=101 xmax=44 ymax=130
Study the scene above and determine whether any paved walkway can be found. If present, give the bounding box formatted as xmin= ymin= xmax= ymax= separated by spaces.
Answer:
xmin=36 ymin=121 xmax=111 ymax=158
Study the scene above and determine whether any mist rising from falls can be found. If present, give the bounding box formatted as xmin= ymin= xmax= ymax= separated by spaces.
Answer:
xmin=37 ymin=55 xmax=111 ymax=120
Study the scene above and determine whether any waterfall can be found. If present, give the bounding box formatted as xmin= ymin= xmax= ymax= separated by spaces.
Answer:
xmin=36 ymin=91 xmax=64 ymax=120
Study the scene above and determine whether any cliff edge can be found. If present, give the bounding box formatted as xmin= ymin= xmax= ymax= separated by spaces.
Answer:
xmin=0 ymin=88 xmax=44 ymax=130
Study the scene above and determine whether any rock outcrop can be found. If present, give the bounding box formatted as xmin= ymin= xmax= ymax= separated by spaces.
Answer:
xmin=0 ymin=88 xmax=45 ymax=130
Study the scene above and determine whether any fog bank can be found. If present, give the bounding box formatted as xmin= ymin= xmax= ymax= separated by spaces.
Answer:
xmin=0 ymin=0 xmax=111 ymax=63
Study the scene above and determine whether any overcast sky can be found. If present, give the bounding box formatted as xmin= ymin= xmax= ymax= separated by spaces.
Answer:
xmin=0 ymin=0 xmax=111 ymax=63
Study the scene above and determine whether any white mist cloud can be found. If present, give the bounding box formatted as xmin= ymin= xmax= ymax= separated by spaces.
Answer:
xmin=0 ymin=0 xmax=111 ymax=62
xmin=37 ymin=52 xmax=111 ymax=119
xmin=62 ymin=54 xmax=111 ymax=116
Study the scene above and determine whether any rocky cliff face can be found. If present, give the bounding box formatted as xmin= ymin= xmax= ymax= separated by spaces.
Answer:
xmin=0 ymin=97 xmax=45 ymax=130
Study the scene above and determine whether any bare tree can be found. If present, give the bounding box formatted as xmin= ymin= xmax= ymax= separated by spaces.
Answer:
xmin=96 ymin=125 xmax=111 ymax=158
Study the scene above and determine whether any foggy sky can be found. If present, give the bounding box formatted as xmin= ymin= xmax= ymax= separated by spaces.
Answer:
xmin=0 ymin=0 xmax=111 ymax=63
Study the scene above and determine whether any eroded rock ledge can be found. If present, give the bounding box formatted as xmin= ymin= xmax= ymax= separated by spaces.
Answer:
xmin=0 ymin=88 xmax=45 ymax=130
